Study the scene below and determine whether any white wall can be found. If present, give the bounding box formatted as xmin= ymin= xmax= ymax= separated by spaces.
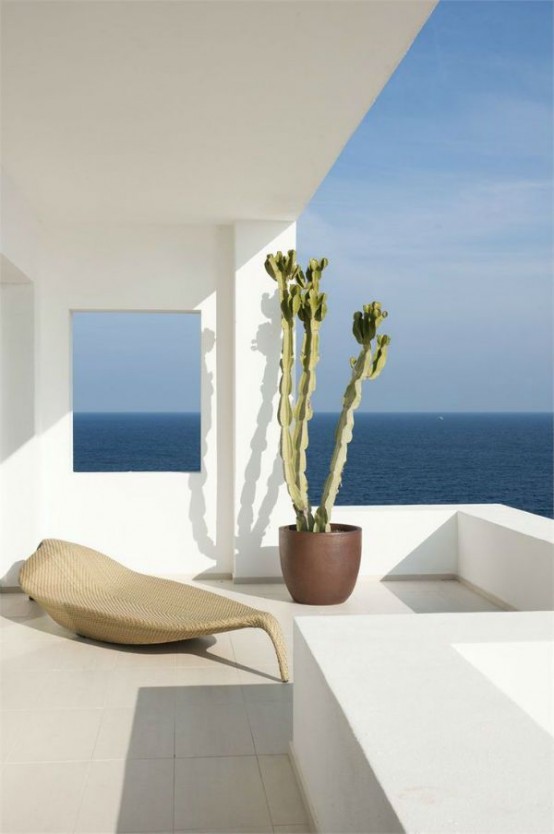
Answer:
xmin=0 ymin=172 xmax=41 ymax=586
xmin=233 ymin=221 xmax=297 ymax=579
xmin=333 ymin=505 xmax=458 ymax=578
xmin=292 ymin=622 xmax=403 ymax=833
xmin=1 ymin=212 xmax=306 ymax=584
xmin=0 ymin=283 xmax=40 ymax=585
xmin=0 ymin=169 xmax=40 ymax=283
xmin=458 ymin=505 xmax=554 ymax=610
xmin=18 ymin=223 xmax=235 ymax=579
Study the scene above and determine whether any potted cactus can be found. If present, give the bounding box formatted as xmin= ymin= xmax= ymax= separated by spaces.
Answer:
xmin=265 ymin=250 xmax=391 ymax=604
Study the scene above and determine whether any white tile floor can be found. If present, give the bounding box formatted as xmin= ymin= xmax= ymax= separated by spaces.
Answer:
xmin=0 ymin=579 xmax=500 ymax=833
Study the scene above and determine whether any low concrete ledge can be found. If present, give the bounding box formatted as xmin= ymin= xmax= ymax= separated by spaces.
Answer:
xmin=292 ymin=612 xmax=554 ymax=834
xmin=457 ymin=506 xmax=554 ymax=611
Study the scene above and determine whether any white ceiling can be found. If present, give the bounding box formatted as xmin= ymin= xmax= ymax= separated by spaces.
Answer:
xmin=1 ymin=1 xmax=436 ymax=224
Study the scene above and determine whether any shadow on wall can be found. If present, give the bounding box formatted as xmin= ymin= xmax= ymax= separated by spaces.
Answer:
xmin=382 ymin=515 xmax=458 ymax=579
xmin=234 ymin=291 xmax=283 ymax=573
xmin=188 ymin=328 xmax=217 ymax=562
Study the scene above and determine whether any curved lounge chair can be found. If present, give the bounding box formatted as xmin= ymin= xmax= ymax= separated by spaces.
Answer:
xmin=19 ymin=539 xmax=288 ymax=682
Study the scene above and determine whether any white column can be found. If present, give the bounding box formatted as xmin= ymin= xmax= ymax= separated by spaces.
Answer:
xmin=0 ymin=172 xmax=41 ymax=586
xmin=233 ymin=220 xmax=296 ymax=579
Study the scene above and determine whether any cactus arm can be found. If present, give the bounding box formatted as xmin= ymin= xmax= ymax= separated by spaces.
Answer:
xmin=312 ymin=347 xmax=369 ymax=533
xmin=279 ymin=311 xmax=306 ymax=514
xmin=265 ymin=251 xmax=310 ymax=526
xmin=292 ymin=319 xmax=319 ymax=530
xmin=291 ymin=260 xmax=328 ymax=532
xmin=313 ymin=304 xmax=390 ymax=533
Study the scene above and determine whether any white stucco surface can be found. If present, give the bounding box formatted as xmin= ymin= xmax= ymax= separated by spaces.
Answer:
xmin=332 ymin=504 xmax=458 ymax=578
xmin=458 ymin=505 xmax=554 ymax=611
xmin=233 ymin=221 xmax=298 ymax=579
xmin=1 ymin=1 xmax=437 ymax=224
xmin=0 ymin=173 xmax=41 ymax=584
xmin=293 ymin=612 xmax=554 ymax=834
xmin=0 ymin=169 xmax=40 ymax=282
xmin=31 ymin=223 xmax=235 ymax=580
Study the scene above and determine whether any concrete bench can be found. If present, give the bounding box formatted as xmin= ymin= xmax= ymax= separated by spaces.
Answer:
xmin=292 ymin=612 xmax=554 ymax=833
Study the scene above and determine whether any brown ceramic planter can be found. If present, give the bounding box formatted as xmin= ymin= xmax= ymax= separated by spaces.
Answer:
xmin=279 ymin=523 xmax=362 ymax=605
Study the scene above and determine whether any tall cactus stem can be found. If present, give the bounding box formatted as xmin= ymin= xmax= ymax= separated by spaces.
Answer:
xmin=313 ymin=317 xmax=390 ymax=532
xmin=313 ymin=347 xmax=371 ymax=532
xmin=278 ymin=313 xmax=305 ymax=515
xmin=266 ymin=251 xmax=312 ymax=529
xmin=292 ymin=319 xmax=320 ymax=530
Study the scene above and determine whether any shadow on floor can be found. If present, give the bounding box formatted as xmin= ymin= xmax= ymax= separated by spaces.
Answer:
xmin=111 ymin=684 xmax=299 ymax=833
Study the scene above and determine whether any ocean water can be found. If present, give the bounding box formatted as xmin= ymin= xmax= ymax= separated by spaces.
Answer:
xmin=73 ymin=412 xmax=201 ymax=472
xmin=73 ymin=412 xmax=553 ymax=519
xmin=306 ymin=413 xmax=553 ymax=519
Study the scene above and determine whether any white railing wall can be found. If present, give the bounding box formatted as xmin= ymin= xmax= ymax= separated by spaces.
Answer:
xmin=457 ymin=506 xmax=554 ymax=611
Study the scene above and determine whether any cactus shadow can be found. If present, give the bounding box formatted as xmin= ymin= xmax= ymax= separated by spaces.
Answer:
xmin=235 ymin=292 xmax=283 ymax=573
xmin=188 ymin=328 xmax=218 ymax=564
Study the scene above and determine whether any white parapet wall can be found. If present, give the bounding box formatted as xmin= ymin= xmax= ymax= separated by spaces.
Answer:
xmin=332 ymin=504 xmax=459 ymax=578
xmin=293 ymin=612 xmax=554 ymax=834
xmin=457 ymin=504 xmax=554 ymax=611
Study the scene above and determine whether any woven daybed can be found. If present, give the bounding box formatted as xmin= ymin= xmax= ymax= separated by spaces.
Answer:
xmin=19 ymin=539 xmax=288 ymax=682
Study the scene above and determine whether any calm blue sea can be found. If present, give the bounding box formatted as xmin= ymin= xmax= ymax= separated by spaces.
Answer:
xmin=73 ymin=412 xmax=553 ymax=519
xmin=307 ymin=413 xmax=553 ymax=519
xmin=73 ymin=413 xmax=201 ymax=472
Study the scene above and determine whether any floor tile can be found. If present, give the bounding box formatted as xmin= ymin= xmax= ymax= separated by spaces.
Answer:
xmin=258 ymin=755 xmax=309 ymax=827
xmin=175 ymin=683 xmax=244 ymax=712
xmin=3 ymin=637 xmax=118 ymax=672
xmin=114 ymin=643 xmax=178 ymax=668
xmin=1 ymin=640 xmax=72 ymax=672
xmin=174 ymin=756 xmax=272 ymax=832
xmin=0 ymin=621 xmax=63 ymax=649
xmin=1 ymin=760 xmax=89 ymax=832
xmin=0 ymin=594 xmax=39 ymax=619
xmin=175 ymin=699 xmax=254 ymax=757
xmin=0 ymin=669 xmax=47 ymax=710
xmin=238 ymin=667 xmax=291 ymax=686
xmin=38 ymin=669 xmax=111 ymax=709
xmin=5 ymin=708 xmax=102 ymax=762
xmin=173 ymin=665 xmax=242 ymax=689
xmin=436 ymin=580 xmax=502 ymax=612
xmin=231 ymin=628 xmax=280 ymax=659
xmin=75 ymin=758 xmax=174 ymax=833
xmin=173 ymin=633 xmax=236 ymax=668
xmin=50 ymin=638 xmax=121 ymax=670
xmin=246 ymin=697 xmax=292 ymax=754
xmin=241 ymin=682 xmax=293 ymax=705
xmin=0 ymin=711 xmax=22 ymax=761
xmin=105 ymin=669 xmax=178 ymax=710
xmin=175 ymin=830 xmax=271 ymax=833
xmin=8 ymin=611 xmax=75 ymax=639
xmin=94 ymin=707 xmax=175 ymax=760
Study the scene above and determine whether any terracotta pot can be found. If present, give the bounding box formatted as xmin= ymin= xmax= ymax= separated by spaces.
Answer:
xmin=279 ymin=523 xmax=362 ymax=605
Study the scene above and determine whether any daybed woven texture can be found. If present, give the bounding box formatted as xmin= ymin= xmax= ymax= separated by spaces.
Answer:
xmin=19 ymin=539 xmax=289 ymax=682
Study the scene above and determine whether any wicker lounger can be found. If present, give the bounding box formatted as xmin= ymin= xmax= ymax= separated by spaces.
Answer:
xmin=19 ymin=539 xmax=289 ymax=682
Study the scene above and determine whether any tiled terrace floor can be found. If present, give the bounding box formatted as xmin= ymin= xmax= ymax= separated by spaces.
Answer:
xmin=0 ymin=578 xmax=500 ymax=834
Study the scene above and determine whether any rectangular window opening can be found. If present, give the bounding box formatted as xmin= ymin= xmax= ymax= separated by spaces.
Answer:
xmin=72 ymin=311 xmax=201 ymax=472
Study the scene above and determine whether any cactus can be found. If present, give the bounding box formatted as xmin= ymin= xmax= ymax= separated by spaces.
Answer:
xmin=313 ymin=304 xmax=390 ymax=532
xmin=291 ymin=258 xmax=328 ymax=531
xmin=265 ymin=251 xmax=390 ymax=532
xmin=264 ymin=251 xmax=310 ymax=529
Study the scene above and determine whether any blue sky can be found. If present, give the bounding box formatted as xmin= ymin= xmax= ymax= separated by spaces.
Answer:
xmin=73 ymin=1 xmax=552 ymax=415
xmin=297 ymin=0 xmax=553 ymax=412
xmin=72 ymin=312 xmax=201 ymax=413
